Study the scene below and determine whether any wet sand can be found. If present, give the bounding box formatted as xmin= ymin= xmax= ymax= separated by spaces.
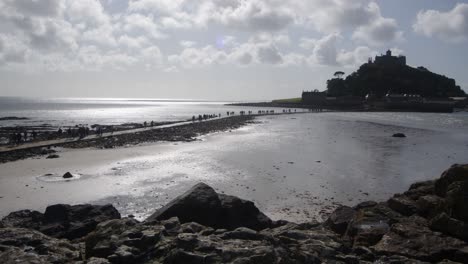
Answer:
xmin=0 ymin=112 xmax=467 ymax=222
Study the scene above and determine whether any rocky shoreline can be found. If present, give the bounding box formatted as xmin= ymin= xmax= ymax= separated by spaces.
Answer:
xmin=1 ymin=164 xmax=467 ymax=263
xmin=0 ymin=116 xmax=256 ymax=164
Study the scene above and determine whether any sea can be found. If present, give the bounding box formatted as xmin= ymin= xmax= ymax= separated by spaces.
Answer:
xmin=0 ymin=97 xmax=254 ymax=127
xmin=1 ymin=96 xmax=468 ymax=221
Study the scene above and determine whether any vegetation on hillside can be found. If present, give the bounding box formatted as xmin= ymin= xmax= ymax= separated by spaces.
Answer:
xmin=272 ymin=98 xmax=302 ymax=103
xmin=327 ymin=63 xmax=466 ymax=98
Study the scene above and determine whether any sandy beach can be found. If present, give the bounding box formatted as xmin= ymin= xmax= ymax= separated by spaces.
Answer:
xmin=1 ymin=112 xmax=467 ymax=223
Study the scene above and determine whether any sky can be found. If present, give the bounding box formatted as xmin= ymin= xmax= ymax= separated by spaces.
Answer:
xmin=0 ymin=0 xmax=467 ymax=101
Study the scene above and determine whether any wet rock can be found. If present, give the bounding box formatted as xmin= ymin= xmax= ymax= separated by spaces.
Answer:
xmin=3 ymin=204 xmax=121 ymax=240
xmin=434 ymin=164 xmax=468 ymax=197
xmin=445 ymin=180 xmax=468 ymax=222
xmin=392 ymin=133 xmax=406 ymax=138
xmin=416 ymin=194 xmax=446 ymax=218
xmin=387 ymin=195 xmax=419 ymax=216
xmin=372 ymin=219 xmax=466 ymax=262
xmin=325 ymin=206 xmax=356 ymax=235
xmin=353 ymin=201 xmax=377 ymax=210
xmin=0 ymin=227 xmax=80 ymax=263
xmin=62 ymin=172 xmax=73 ymax=179
xmin=39 ymin=204 xmax=121 ymax=240
xmin=345 ymin=203 xmax=400 ymax=247
xmin=46 ymin=154 xmax=60 ymax=159
xmin=146 ymin=182 xmax=272 ymax=231
xmin=1 ymin=209 xmax=44 ymax=230
xmin=430 ymin=213 xmax=468 ymax=241
xmin=85 ymin=218 xmax=146 ymax=259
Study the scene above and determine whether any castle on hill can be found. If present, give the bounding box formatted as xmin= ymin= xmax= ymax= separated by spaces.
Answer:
xmin=372 ymin=49 xmax=406 ymax=66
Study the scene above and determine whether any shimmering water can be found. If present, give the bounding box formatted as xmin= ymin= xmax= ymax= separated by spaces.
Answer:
xmin=0 ymin=97 xmax=252 ymax=127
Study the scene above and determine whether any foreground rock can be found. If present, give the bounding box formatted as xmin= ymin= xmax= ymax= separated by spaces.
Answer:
xmin=1 ymin=204 xmax=120 ymax=240
xmin=146 ymin=182 xmax=273 ymax=231
xmin=1 ymin=164 xmax=468 ymax=263
xmin=0 ymin=227 xmax=80 ymax=263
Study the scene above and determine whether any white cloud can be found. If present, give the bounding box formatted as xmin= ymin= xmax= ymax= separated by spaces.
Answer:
xmin=299 ymin=37 xmax=317 ymax=50
xmin=0 ymin=0 xmax=403 ymax=72
xmin=307 ymin=33 xmax=340 ymax=66
xmin=413 ymin=3 xmax=468 ymax=43
xmin=180 ymin=40 xmax=197 ymax=48
xmin=7 ymin=0 xmax=65 ymax=17
xmin=169 ymin=35 xmax=300 ymax=68
xmin=337 ymin=46 xmax=377 ymax=67
xmin=352 ymin=17 xmax=403 ymax=46
xmin=216 ymin=0 xmax=294 ymax=32
xmin=66 ymin=0 xmax=109 ymax=26
xmin=123 ymin=13 xmax=165 ymax=39
xmin=0 ymin=34 xmax=30 ymax=65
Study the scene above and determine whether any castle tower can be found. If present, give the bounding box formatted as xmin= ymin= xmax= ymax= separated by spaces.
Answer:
xmin=386 ymin=49 xmax=392 ymax=56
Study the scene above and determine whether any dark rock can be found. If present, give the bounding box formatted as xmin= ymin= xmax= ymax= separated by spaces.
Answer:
xmin=345 ymin=203 xmax=400 ymax=247
xmin=387 ymin=195 xmax=419 ymax=216
xmin=372 ymin=219 xmax=466 ymax=262
xmin=85 ymin=218 xmax=146 ymax=259
xmin=1 ymin=209 xmax=44 ymax=230
xmin=325 ymin=206 xmax=356 ymax=235
xmin=430 ymin=213 xmax=468 ymax=241
xmin=46 ymin=154 xmax=60 ymax=159
xmin=445 ymin=180 xmax=468 ymax=222
xmin=392 ymin=133 xmax=406 ymax=138
xmin=62 ymin=172 xmax=73 ymax=179
xmin=416 ymin=194 xmax=446 ymax=218
xmin=39 ymin=203 xmax=121 ymax=240
xmin=405 ymin=180 xmax=435 ymax=199
xmin=0 ymin=227 xmax=80 ymax=263
xmin=434 ymin=164 xmax=468 ymax=197
xmin=353 ymin=201 xmax=377 ymax=210
xmin=2 ymin=204 xmax=120 ymax=239
xmin=146 ymin=182 xmax=272 ymax=230
xmin=221 ymin=227 xmax=265 ymax=240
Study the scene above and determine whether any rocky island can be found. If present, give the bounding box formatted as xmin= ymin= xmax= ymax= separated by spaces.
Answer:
xmin=232 ymin=50 xmax=468 ymax=113
xmin=1 ymin=164 xmax=467 ymax=263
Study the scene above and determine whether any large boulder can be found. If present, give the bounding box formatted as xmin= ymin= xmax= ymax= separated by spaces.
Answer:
xmin=387 ymin=195 xmax=419 ymax=216
xmin=0 ymin=227 xmax=80 ymax=263
xmin=372 ymin=217 xmax=467 ymax=262
xmin=325 ymin=206 xmax=356 ymax=235
xmin=430 ymin=213 xmax=468 ymax=241
xmin=434 ymin=164 xmax=468 ymax=197
xmin=40 ymin=204 xmax=121 ymax=240
xmin=1 ymin=209 xmax=44 ymax=230
xmin=432 ymin=164 xmax=468 ymax=223
xmin=345 ymin=203 xmax=401 ymax=247
xmin=146 ymin=183 xmax=272 ymax=230
xmin=1 ymin=204 xmax=121 ymax=240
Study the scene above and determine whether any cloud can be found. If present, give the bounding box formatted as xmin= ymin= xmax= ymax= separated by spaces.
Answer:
xmin=168 ymin=34 xmax=299 ymax=68
xmin=180 ymin=40 xmax=197 ymax=48
xmin=123 ymin=13 xmax=165 ymax=39
xmin=337 ymin=46 xmax=377 ymax=67
xmin=413 ymin=3 xmax=468 ymax=43
xmin=216 ymin=0 xmax=294 ymax=32
xmin=307 ymin=33 xmax=340 ymax=66
xmin=304 ymin=33 xmax=379 ymax=67
xmin=352 ymin=17 xmax=403 ymax=46
xmin=0 ymin=34 xmax=30 ymax=65
xmin=7 ymin=0 xmax=64 ymax=17
xmin=66 ymin=0 xmax=109 ymax=26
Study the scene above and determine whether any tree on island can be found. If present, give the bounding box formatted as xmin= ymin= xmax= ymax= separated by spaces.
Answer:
xmin=333 ymin=71 xmax=345 ymax=79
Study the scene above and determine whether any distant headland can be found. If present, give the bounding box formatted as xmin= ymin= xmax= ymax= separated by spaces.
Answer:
xmin=233 ymin=50 xmax=468 ymax=113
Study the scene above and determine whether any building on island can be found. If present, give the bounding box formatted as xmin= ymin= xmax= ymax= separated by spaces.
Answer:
xmin=301 ymin=90 xmax=326 ymax=105
xmin=373 ymin=50 xmax=406 ymax=66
